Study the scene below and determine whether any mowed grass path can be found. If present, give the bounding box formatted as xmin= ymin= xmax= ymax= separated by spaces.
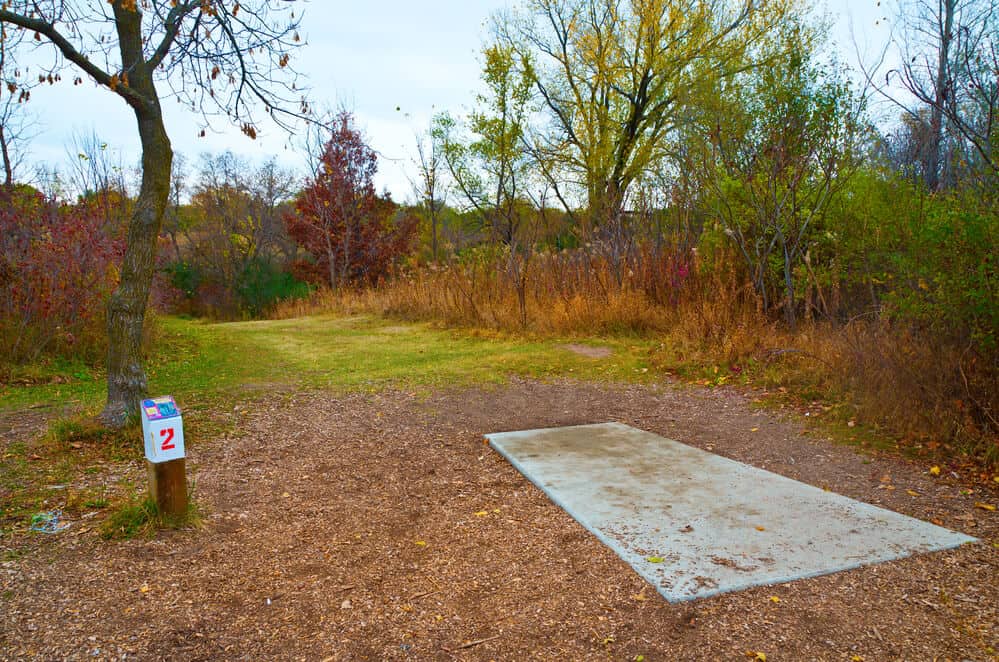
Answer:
xmin=0 ymin=314 xmax=657 ymax=414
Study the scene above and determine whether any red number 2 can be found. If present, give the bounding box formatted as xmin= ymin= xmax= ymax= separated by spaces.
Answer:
xmin=160 ymin=428 xmax=176 ymax=451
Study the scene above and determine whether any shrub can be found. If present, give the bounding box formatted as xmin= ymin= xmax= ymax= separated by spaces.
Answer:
xmin=164 ymin=260 xmax=203 ymax=301
xmin=0 ymin=187 xmax=124 ymax=367
xmin=884 ymin=196 xmax=998 ymax=352
xmin=236 ymin=258 xmax=311 ymax=317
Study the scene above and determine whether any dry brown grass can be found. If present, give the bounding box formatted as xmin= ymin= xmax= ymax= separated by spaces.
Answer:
xmin=271 ymin=250 xmax=998 ymax=469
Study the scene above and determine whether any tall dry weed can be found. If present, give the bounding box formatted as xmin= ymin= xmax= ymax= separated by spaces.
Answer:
xmin=270 ymin=248 xmax=997 ymax=467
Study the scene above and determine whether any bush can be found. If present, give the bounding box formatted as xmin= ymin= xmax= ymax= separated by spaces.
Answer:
xmin=164 ymin=260 xmax=203 ymax=301
xmin=884 ymin=195 xmax=998 ymax=352
xmin=236 ymin=258 xmax=311 ymax=317
xmin=0 ymin=187 xmax=124 ymax=368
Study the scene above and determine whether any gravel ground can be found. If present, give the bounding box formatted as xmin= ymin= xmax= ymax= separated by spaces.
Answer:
xmin=2 ymin=378 xmax=996 ymax=661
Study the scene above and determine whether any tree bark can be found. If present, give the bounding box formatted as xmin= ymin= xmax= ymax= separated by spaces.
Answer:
xmin=430 ymin=206 xmax=439 ymax=262
xmin=0 ymin=124 xmax=12 ymax=188
xmin=325 ymin=224 xmax=338 ymax=290
xmin=100 ymin=4 xmax=173 ymax=426
xmin=782 ymin=238 xmax=797 ymax=331
xmin=925 ymin=0 xmax=956 ymax=192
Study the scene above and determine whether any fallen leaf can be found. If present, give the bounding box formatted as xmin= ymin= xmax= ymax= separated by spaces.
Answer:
xmin=755 ymin=526 xmax=766 ymax=532
xmin=975 ymin=502 xmax=996 ymax=512
xmin=993 ymin=476 xmax=999 ymax=484
xmin=851 ymin=656 xmax=864 ymax=661
xmin=931 ymin=518 xmax=945 ymax=526
xmin=906 ymin=490 xmax=919 ymax=497
xmin=744 ymin=652 xmax=767 ymax=661
xmin=281 ymin=492 xmax=290 ymax=498
xmin=769 ymin=596 xmax=780 ymax=603
xmin=414 ymin=540 xmax=427 ymax=546
xmin=139 ymin=584 xmax=150 ymax=594
xmin=930 ymin=466 xmax=941 ymax=476
xmin=646 ymin=556 xmax=665 ymax=563
xmin=750 ymin=427 xmax=760 ymax=432
xmin=632 ymin=591 xmax=648 ymax=601
xmin=474 ymin=511 xmax=488 ymax=517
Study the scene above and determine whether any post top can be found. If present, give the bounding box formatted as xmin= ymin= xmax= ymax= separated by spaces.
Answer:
xmin=141 ymin=395 xmax=181 ymax=421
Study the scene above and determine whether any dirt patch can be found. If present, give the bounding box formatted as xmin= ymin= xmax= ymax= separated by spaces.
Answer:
xmin=563 ymin=344 xmax=613 ymax=359
xmin=1 ymin=379 xmax=996 ymax=660
xmin=0 ymin=405 xmax=60 ymax=451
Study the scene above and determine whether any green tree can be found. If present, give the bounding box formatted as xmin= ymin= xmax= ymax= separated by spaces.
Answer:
xmin=433 ymin=44 xmax=536 ymax=246
xmin=182 ymin=152 xmax=297 ymax=314
xmin=495 ymin=0 xmax=797 ymax=231
xmin=705 ymin=22 xmax=863 ymax=329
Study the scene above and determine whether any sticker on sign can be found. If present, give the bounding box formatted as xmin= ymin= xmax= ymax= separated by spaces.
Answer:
xmin=140 ymin=396 xmax=185 ymax=463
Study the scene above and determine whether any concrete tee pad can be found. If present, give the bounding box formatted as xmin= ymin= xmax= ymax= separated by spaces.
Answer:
xmin=486 ymin=422 xmax=977 ymax=602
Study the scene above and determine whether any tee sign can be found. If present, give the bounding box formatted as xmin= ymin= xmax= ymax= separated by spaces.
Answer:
xmin=140 ymin=395 xmax=185 ymax=463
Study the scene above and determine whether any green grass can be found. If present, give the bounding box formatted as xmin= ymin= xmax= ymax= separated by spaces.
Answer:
xmin=98 ymin=488 xmax=202 ymax=540
xmin=98 ymin=495 xmax=158 ymax=540
xmin=1 ymin=314 xmax=658 ymax=414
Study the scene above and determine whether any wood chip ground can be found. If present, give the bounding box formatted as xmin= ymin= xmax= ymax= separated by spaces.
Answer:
xmin=2 ymin=379 xmax=997 ymax=660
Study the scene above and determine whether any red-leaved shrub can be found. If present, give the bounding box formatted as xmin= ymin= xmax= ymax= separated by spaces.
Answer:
xmin=0 ymin=186 xmax=124 ymax=366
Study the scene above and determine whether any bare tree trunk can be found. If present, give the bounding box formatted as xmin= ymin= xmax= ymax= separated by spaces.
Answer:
xmin=323 ymin=230 xmax=336 ymax=290
xmin=925 ymin=0 xmax=956 ymax=192
xmin=0 ymin=125 xmax=11 ymax=188
xmin=431 ymin=209 xmax=439 ymax=262
xmin=100 ymin=6 xmax=173 ymax=426
xmin=782 ymin=240 xmax=796 ymax=331
xmin=341 ymin=220 xmax=352 ymax=287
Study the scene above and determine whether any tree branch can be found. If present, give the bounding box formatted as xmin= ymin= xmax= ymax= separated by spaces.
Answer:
xmin=0 ymin=8 xmax=150 ymax=108
xmin=147 ymin=1 xmax=201 ymax=71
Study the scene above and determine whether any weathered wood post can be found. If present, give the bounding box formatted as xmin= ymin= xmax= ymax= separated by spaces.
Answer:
xmin=140 ymin=396 xmax=187 ymax=518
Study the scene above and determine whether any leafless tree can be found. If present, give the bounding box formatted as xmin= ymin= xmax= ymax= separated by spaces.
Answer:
xmin=0 ymin=18 xmax=37 ymax=187
xmin=66 ymin=130 xmax=128 ymax=197
xmin=871 ymin=0 xmax=998 ymax=189
xmin=412 ymin=126 xmax=448 ymax=262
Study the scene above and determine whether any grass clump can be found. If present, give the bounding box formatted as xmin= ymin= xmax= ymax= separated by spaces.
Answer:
xmin=100 ymin=491 xmax=200 ymax=540
xmin=100 ymin=496 xmax=158 ymax=540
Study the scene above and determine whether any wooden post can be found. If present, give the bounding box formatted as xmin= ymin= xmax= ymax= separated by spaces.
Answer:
xmin=147 ymin=458 xmax=187 ymax=518
xmin=140 ymin=396 xmax=187 ymax=520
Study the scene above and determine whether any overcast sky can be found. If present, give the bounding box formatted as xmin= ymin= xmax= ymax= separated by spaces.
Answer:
xmin=15 ymin=0 xmax=892 ymax=202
